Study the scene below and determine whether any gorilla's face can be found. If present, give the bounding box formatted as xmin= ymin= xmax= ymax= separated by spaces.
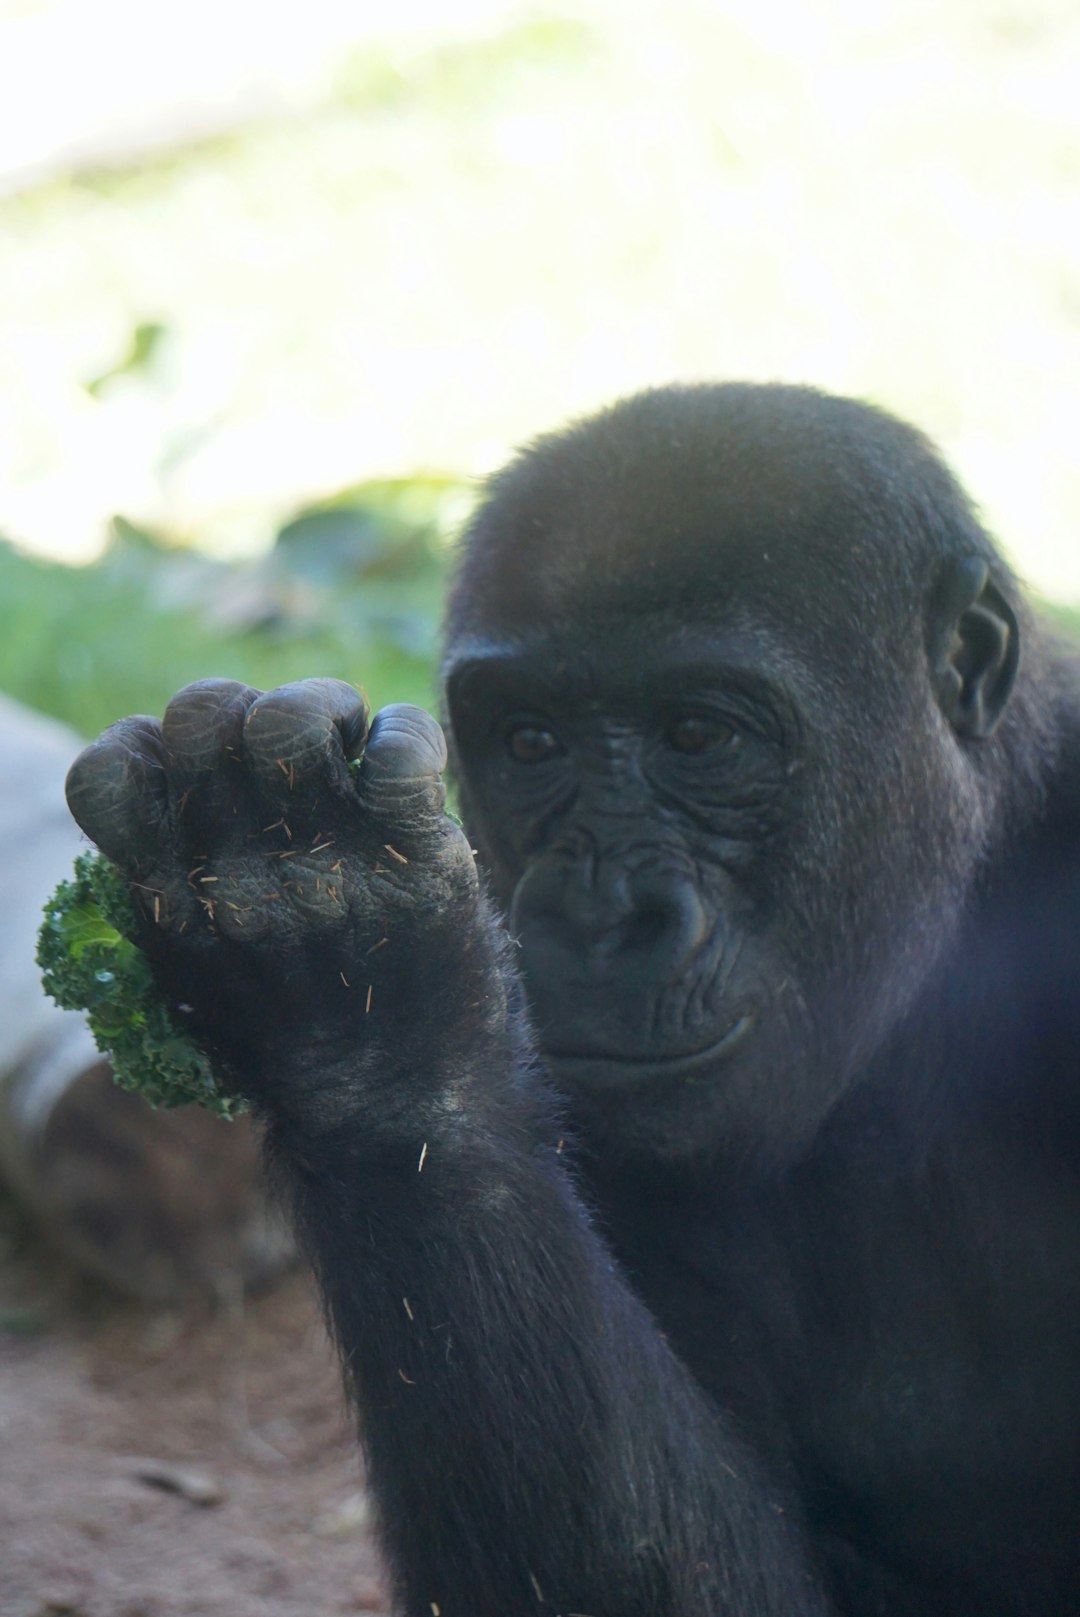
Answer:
xmin=447 ymin=613 xmax=984 ymax=1161
xmin=446 ymin=606 xmax=876 ymax=1161
xmin=447 ymin=620 xmax=798 ymax=1080
xmin=443 ymin=386 xmax=1019 ymax=1160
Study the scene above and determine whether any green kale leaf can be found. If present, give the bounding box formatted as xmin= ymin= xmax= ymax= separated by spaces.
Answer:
xmin=37 ymin=851 xmax=242 ymax=1119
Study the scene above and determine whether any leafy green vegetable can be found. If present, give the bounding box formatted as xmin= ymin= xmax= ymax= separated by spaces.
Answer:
xmin=37 ymin=852 xmax=242 ymax=1119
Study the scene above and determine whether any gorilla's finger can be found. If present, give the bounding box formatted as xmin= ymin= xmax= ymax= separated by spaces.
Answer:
xmin=65 ymin=717 xmax=168 ymax=870
xmin=362 ymin=705 xmax=447 ymax=781
xmin=162 ymin=679 xmax=262 ymax=826
xmin=355 ymin=705 xmax=449 ymax=827
xmin=241 ymin=680 xmax=370 ymax=804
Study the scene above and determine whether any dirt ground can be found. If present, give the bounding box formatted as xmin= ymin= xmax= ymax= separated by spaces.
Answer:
xmin=0 ymin=1196 xmax=391 ymax=1617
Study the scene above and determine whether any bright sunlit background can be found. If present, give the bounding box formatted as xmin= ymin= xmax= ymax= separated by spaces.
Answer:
xmin=2 ymin=0 xmax=1079 ymax=730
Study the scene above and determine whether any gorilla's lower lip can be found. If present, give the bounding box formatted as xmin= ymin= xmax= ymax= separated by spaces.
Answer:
xmin=544 ymin=1015 xmax=754 ymax=1085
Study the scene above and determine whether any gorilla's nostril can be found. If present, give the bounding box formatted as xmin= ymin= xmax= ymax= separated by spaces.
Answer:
xmin=619 ymin=881 xmax=710 ymax=973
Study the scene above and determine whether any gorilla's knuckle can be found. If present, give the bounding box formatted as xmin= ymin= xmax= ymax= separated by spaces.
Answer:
xmin=366 ymin=705 xmax=447 ymax=776
xmin=65 ymin=719 xmax=165 ymax=853
xmin=163 ymin=679 xmax=256 ymax=744
xmin=243 ymin=687 xmax=321 ymax=753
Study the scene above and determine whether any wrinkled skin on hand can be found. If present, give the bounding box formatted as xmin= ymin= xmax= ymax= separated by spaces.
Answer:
xmin=65 ymin=678 xmax=484 ymax=1124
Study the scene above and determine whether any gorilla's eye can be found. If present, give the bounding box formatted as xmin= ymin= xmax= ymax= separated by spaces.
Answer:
xmin=505 ymin=723 xmax=562 ymax=764
xmin=666 ymin=715 xmax=737 ymax=755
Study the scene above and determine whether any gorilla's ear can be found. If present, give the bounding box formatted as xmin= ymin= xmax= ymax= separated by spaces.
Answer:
xmin=929 ymin=556 xmax=1020 ymax=740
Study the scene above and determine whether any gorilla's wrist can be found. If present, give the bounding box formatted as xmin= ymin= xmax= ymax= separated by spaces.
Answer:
xmin=244 ymin=1007 xmax=529 ymax=1147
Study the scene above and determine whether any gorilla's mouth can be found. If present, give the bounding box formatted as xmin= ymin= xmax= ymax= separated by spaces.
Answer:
xmin=543 ymin=1015 xmax=754 ymax=1087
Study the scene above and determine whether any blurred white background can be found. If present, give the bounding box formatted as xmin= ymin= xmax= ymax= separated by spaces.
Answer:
xmin=2 ymin=0 xmax=1079 ymax=598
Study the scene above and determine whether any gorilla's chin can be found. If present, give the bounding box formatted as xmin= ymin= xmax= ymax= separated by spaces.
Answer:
xmin=543 ymin=1014 xmax=755 ymax=1089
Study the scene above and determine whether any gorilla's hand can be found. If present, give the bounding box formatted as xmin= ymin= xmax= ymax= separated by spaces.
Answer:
xmin=65 ymin=679 xmax=490 ymax=1128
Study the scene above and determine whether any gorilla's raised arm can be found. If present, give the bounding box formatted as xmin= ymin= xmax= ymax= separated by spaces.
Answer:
xmin=66 ymin=674 xmax=827 ymax=1617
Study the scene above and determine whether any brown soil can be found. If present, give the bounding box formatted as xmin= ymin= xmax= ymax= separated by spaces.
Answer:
xmin=0 ymin=1197 xmax=390 ymax=1617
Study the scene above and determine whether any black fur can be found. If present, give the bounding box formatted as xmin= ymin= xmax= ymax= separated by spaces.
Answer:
xmin=67 ymin=384 xmax=1080 ymax=1615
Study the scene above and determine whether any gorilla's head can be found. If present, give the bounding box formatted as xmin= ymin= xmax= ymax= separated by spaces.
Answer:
xmin=442 ymin=384 xmax=1039 ymax=1161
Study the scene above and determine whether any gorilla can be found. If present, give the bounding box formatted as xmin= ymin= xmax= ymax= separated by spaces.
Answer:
xmin=65 ymin=384 xmax=1080 ymax=1616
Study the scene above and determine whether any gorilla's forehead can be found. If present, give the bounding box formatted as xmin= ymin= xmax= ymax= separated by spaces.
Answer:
xmin=451 ymin=383 xmax=974 ymax=666
xmin=442 ymin=620 xmax=809 ymax=718
xmin=453 ymin=499 xmax=910 ymax=657
xmin=445 ymin=536 xmax=899 ymax=691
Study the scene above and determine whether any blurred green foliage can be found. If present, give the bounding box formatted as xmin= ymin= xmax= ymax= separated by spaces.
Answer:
xmin=83 ymin=321 xmax=169 ymax=398
xmin=0 ymin=477 xmax=462 ymax=738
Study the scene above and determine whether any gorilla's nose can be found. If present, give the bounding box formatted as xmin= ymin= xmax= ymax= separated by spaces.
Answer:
xmin=510 ymin=855 xmax=710 ymax=986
